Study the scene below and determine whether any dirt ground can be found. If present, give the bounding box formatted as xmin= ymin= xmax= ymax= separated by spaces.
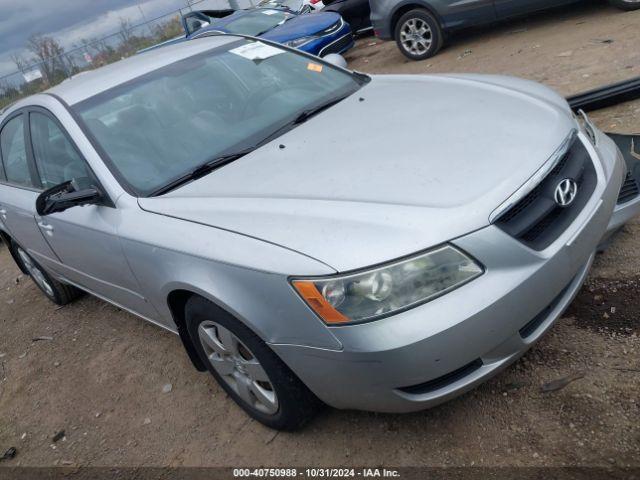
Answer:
xmin=1 ymin=1 xmax=639 ymax=469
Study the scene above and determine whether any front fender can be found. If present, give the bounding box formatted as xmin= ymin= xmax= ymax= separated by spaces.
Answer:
xmin=117 ymin=197 xmax=341 ymax=350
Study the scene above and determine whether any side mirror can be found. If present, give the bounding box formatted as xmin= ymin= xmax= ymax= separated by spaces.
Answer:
xmin=300 ymin=5 xmax=312 ymax=13
xmin=36 ymin=180 xmax=102 ymax=216
xmin=182 ymin=11 xmax=212 ymax=35
xmin=323 ymin=53 xmax=348 ymax=69
xmin=192 ymin=19 xmax=210 ymax=32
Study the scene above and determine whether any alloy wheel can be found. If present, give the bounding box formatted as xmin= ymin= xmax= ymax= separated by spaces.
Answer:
xmin=197 ymin=320 xmax=279 ymax=415
xmin=17 ymin=247 xmax=54 ymax=298
xmin=399 ymin=18 xmax=433 ymax=56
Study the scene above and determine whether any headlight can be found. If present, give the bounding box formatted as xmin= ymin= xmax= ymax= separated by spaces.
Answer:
xmin=292 ymin=245 xmax=483 ymax=325
xmin=284 ymin=36 xmax=316 ymax=48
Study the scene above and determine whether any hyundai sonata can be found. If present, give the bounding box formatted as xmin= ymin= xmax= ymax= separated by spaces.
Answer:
xmin=0 ymin=35 xmax=638 ymax=430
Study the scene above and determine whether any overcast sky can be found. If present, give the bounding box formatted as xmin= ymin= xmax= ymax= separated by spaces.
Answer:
xmin=0 ymin=0 xmax=247 ymax=78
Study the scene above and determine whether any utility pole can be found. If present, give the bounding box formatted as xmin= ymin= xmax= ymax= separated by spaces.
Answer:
xmin=137 ymin=1 xmax=147 ymax=22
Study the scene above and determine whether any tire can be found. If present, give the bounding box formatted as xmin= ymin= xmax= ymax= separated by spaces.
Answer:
xmin=608 ymin=0 xmax=640 ymax=10
xmin=394 ymin=9 xmax=443 ymax=61
xmin=186 ymin=296 xmax=322 ymax=431
xmin=11 ymin=241 xmax=82 ymax=306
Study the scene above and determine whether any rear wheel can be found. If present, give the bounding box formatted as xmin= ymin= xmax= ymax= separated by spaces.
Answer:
xmin=394 ymin=9 xmax=443 ymax=61
xmin=12 ymin=241 xmax=81 ymax=305
xmin=186 ymin=296 xmax=322 ymax=430
xmin=608 ymin=0 xmax=640 ymax=10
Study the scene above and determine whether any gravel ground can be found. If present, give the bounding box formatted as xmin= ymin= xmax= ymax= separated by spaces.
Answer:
xmin=0 ymin=0 xmax=639 ymax=468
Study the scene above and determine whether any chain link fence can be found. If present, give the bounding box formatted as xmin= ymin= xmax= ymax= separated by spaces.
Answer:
xmin=0 ymin=0 xmax=257 ymax=111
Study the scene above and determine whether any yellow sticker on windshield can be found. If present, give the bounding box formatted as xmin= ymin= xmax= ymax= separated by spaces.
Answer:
xmin=307 ymin=63 xmax=323 ymax=73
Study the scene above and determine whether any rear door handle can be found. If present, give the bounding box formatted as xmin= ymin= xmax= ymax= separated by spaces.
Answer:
xmin=0 ymin=208 xmax=7 ymax=220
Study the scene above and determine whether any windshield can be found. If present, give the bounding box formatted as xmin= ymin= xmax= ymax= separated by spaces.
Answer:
xmin=223 ymin=10 xmax=292 ymax=36
xmin=74 ymin=39 xmax=362 ymax=196
xmin=257 ymin=0 xmax=303 ymax=11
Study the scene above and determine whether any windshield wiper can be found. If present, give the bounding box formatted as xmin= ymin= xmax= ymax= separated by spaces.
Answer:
xmin=150 ymin=148 xmax=254 ymax=197
xmin=150 ymin=97 xmax=347 ymax=197
xmin=258 ymin=95 xmax=348 ymax=147
xmin=292 ymin=96 xmax=347 ymax=124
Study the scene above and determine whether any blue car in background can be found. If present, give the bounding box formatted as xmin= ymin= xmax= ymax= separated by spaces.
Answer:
xmin=182 ymin=6 xmax=354 ymax=57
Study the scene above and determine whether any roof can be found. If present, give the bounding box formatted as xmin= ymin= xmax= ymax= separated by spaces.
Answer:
xmin=47 ymin=35 xmax=240 ymax=106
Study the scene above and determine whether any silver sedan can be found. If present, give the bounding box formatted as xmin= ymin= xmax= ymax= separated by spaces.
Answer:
xmin=0 ymin=35 xmax=638 ymax=430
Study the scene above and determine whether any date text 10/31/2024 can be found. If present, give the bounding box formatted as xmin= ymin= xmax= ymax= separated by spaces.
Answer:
xmin=233 ymin=468 xmax=401 ymax=478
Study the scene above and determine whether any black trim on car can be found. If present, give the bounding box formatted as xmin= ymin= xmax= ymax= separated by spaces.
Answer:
xmin=567 ymin=75 xmax=640 ymax=113
xmin=519 ymin=277 xmax=575 ymax=339
xmin=0 ymin=113 xmax=8 ymax=181
xmin=397 ymin=359 xmax=484 ymax=395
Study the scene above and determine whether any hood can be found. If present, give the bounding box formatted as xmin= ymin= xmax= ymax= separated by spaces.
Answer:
xmin=261 ymin=12 xmax=343 ymax=42
xmin=139 ymin=74 xmax=576 ymax=272
xmin=199 ymin=10 xmax=341 ymax=43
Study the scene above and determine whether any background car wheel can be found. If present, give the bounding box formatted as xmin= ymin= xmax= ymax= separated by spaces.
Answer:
xmin=608 ymin=0 xmax=640 ymax=10
xmin=11 ymin=241 xmax=82 ymax=306
xmin=186 ymin=296 xmax=322 ymax=431
xmin=394 ymin=9 xmax=443 ymax=61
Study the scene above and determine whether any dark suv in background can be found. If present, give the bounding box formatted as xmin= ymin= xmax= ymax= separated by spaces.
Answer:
xmin=370 ymin=0 xmax=640 ymax=60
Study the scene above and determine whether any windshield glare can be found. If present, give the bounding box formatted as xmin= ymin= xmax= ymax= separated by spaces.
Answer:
xmin=74 ymin=40 xmax=361 ymax=196
xmin=224 ymin=10 xmax=291 ymax=36
xmin=258 ymin=0 xmax=303 ymax=11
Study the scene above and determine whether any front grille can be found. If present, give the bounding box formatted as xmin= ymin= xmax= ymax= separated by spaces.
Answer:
xmin=397 ymin=359 xmax=483 ymax=395
xmin=319 ymin=33 xmax=353 ymax=56
xmin=617 ymin=171 xmax=639 ymax=205
xmin=319 ymin=19 xmax=342 ymax=36
xmin=496 ymin=135 xmax=597 ymax=250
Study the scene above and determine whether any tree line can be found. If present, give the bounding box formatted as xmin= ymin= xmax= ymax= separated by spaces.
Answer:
xmin=1 ymin=15 xmax=184 ymax=110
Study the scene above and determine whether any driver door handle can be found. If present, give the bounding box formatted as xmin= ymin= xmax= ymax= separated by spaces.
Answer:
xmin=37 ymin=221 xmax=54 ymax=233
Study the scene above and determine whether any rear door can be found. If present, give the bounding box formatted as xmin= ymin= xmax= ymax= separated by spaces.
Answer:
xmin=0 ymin=111 xmax=59 ymax=263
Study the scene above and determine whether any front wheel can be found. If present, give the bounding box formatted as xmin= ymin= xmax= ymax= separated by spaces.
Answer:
xmin=608 ymin=0 xmax=640 ymax=10
xmin=394 ymin=9 xmax=443 ymax=61
xmin=186 ymin=296 xmax=322 ymax=430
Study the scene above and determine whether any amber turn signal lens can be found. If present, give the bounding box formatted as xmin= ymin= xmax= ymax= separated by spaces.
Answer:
xmin=292 ymin=281 xmax=349 ymax=324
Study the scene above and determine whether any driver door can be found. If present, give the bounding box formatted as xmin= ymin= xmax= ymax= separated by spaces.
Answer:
xmin=26 ymin=108 xmax=157 ymax=319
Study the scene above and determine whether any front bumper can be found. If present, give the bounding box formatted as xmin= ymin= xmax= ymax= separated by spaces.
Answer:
xmin=271 ymin=132 xmax=628 ymax=412
xmin=606 ymin=192 xmax=640 ymax=234
xmin=299 ymin=22 xmax=354 ymax=57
